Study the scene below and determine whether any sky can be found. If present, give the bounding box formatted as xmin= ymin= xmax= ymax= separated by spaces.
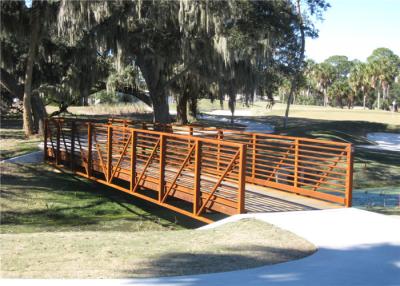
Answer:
xmin=305 ymin=0 xmax=400 ymax=63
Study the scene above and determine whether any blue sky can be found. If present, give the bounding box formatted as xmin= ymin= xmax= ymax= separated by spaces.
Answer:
xmin=305 ymin=0 xmax=400 ymax=62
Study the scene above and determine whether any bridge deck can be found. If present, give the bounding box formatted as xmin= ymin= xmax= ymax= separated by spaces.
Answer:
xmin=245 ymin=184 xmax=338 ymax=213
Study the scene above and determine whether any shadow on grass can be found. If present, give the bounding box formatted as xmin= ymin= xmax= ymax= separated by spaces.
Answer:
xmin=122 ymin=245 xmax=314 ymax=278
xmin=0 ymin=118 xmax=23 ymax=130
xmin=122 ymin=244 xmax=400 ymax=284
xmin=355 ymin=147 xmax=400 ymax=166
xmin=1 ymin=163 xmax=204 ymax=232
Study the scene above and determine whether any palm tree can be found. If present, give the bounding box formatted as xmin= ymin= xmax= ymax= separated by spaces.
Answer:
xmin=367 ymin=48 xmax=400 ymax=110
xmin=365 ymin=62 xmax=380 ymax=109
xmin=313 ymin=62 xmax=334 ymax=107
xmin=349 ymin=62 xmax=370 ymax=109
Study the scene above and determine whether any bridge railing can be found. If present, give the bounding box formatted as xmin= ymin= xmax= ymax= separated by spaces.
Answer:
xmin=171 ymin=126 xmax=353 ymax=207
xmin=44 ymin=118 xmax=247 ymax=223
xmin=47 ymin=117 xmax=353 ymax=208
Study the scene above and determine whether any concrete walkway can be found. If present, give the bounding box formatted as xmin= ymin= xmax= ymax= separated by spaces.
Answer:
xmin=0 ymin=151 xmax=43 ymax=164
xmin=126 ymin=208 xmax=400 ymax=286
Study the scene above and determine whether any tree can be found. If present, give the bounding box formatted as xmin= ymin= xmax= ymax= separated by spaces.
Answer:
xmin=312 ymin=62 xmax=334 ymax=106
xmin=283 ymin=0 xmax=330 ymax=127
xmin=1 ymin=0 xmax=57 ymax=136
xmin=367 ymin=48 xmax=400 ymax=109
xmin=324 ymin=55 xmax=353 ymax=79
xmin=58 ymin=0 xmax=329 ymax=124
xmin=327 ymin=79 xmax=352 ymax=108
xmin=349 ymin=62 xmax=370 ymax=109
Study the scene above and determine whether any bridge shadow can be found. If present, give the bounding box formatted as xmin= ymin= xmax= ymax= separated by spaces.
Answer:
xmin=1 ymin=162 xmax=205 ymax=230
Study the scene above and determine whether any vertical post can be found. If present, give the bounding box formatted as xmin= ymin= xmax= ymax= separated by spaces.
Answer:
xmin=159 ymin=134 xmax=166 ymax=201
xmin=294 ymin=139 xmax=299 ymax=188
xmin=87 ymin=123 xmax=92 ymax=177
xmin=345 ymin=144 xmax=353 ymax=207
xmin=107 ymin=125 xmax=113 ymax=182
xmin=43 ymin=119 xmax=48 ymax=162
xmin=238 ymin=144 xmax=246 ymax=214
xmin=130 ymin=130 xmax=137 ymax=191
xmin=188 ymin=126 xmax=193 ymax=148
xmin=56 ymin=120 xmax=61 ymax=165
xmin=70 ymin=121 xmax=75 ymax=171
xmin=217 ymin=130 xmax=223 ymax=171
xmin=193 ymin=140 xmax=201 ymax=214
xmin=252 ymin=134 xmax=257 ymax=181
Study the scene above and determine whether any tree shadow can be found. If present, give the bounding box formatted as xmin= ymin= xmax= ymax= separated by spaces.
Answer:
xmin=121 ymin=245 xmax=314 ymax=278
xmin=1 ymin=163 xmax=204 ymax=231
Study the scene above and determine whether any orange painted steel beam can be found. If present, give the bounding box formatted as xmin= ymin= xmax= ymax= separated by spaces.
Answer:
xmin=87 ymin=123 xmax=92 ymax=177
xmin=345 ymin=145 xmax=354 ymax=207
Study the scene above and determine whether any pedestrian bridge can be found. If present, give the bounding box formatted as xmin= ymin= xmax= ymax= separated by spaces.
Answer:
xmin=44 ymin=118 xmax=353 ymax=223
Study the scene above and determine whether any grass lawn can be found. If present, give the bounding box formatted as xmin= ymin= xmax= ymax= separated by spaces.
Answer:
xmin=0 ymin=118 xmax=42 ymax=160
xmin=0 ymin=219 xmax=315 ymax=278
xmin=191 ymin=100 xmax=400 ymax=128
xmin=0 ymin=162 xmax=194 ymax=233
xmin=0 ymin=162 xmax=314 ymax=278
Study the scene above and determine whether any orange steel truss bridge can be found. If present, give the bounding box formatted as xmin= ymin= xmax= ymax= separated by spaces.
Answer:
xmin=44 ymin=118 xmax=353 ymax=224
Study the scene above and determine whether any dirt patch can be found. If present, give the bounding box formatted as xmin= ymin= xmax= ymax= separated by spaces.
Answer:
xmin=0 ymin=219 xmax=316 ymax=278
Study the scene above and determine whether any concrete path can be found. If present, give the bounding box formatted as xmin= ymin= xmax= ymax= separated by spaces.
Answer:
xmin=0 ymin=151 xmax=43 ymax=164
xmin=126 ymin=208 xmax=399 ymax=286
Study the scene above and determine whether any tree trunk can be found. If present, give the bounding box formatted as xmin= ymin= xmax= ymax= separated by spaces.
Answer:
xmin=283 ymin=0 xmax=305 ymax=128
xmin=188 ymin=96 xmax=197 ymax=120
xmin=31 ymin=92 xmax=47 ymax=135
xmin=284 ymin=79 xmax=297 ymax=127
xmin=23 ymin=4 xmax=41 ymax=136
xmin=363 ymin=95 xmax=366 ymax=109
xmin=377 ymin=89 xmax=381 ymax=109
xmin=81 ymin=95 xmax=89 ymax=106
xmin=136 ymin=54 xmax=170 ymax=123
xmin=151 ymin=91 xmax=170 ymax=123
xmin=176 ymin=93 xmax=188 ymax=125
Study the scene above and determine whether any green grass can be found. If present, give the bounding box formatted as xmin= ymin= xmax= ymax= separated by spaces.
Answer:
xmin=0 ymin=118 xmax=41 ymax=160
xmin=0 ymin=162 xmax=198 ymax=234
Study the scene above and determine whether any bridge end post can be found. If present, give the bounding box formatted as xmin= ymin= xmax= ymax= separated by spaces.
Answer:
xmin=43 ymin=118 xmax=48 ymax=162
xmin=238 ymin=144 xmax=247 ymax=214
xmin=345 ymin=144 xmax=353 ymax=207
xmin=193 ymin=140 xmax=201 ymax=215
xmin=87 ymin=123 xmax=93 ymax=178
